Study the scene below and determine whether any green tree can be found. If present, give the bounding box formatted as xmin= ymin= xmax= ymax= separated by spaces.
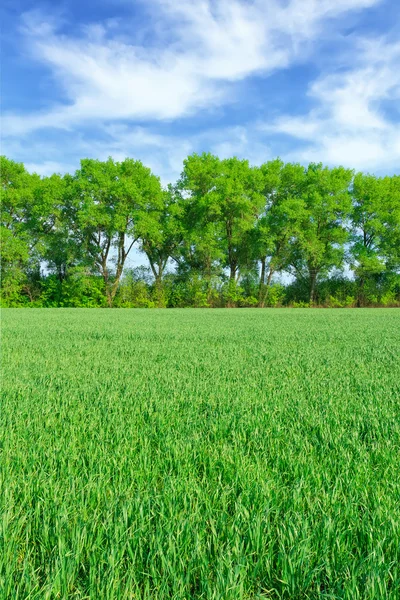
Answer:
xmin=351 ymin=173 xmax=400 ymax=305
xmin=72 ymin=157 xmax=163 ymax=307
xmin=175 ymin=207 xmax=224 ymax=307
xmin=379 ymin=175 xmax=400 ymax=273
xmin=36 ymin=173 xmax=81 ymax=282
xmin=138 ymin=186 xmax=183 ymax=307
xmin=0 ymin=157 xmax=42 ymax=305
xmin=289 ymin=163 xmax=353 ymax=303
xmin=351 ymin=173 xmax=388 ymax=305
xmin=254 ymin=160 xmax=306 ymax=306
xmin=180 ymin=154 xmax=265 ymax=305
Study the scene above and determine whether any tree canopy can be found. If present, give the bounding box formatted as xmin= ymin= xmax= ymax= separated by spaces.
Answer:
xmin=1 ymin=154 xmax=399 ymax=308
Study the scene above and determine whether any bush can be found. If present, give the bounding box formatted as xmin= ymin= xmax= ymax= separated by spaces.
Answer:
xmin=40 ymin=270 xmax=106 ymax=308
xmin=116 ymin=268 xmax=154 ymax=308
xmin=290 ymin=301 xmax=311 ymax=308
xmin=238 ymin=295 xmax=258 ymax=307
xmin=264 ymin=284 xmax=286 ymax=307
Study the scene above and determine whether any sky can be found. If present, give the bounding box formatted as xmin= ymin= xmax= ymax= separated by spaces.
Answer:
xmin=2 ymin=0 xmax=400 ymax=186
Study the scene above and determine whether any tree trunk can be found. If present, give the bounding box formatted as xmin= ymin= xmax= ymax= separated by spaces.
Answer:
xmin=107 ymin=233 xmax=136 ymax=307
xmin=149 ymin=258 xmax=165 ymax=308
xmin=258 ymin=256 xmax=266 ymax=306
xmin=109 ymin=257 xmax=126 ymax=306
xmin=357 ymin=276 xmax=365 ymax=308
xmin=100 ymin=259 xmax=113 ymax=308
xmin=229 ymin=263 xmax=237 ymax=281
xmin=154 ymin=273 xmax=164 ymax=308
xmin=227 ymin=263 xmax=237 ymax=308
xmin=309 ymin=270 xmax=317 ymax=304
xmin=259 ymin=266 xmax=274 ymax=308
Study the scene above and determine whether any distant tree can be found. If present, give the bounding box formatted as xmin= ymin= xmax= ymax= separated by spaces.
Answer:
xmin=351 ymin=173 xmax=400 ymax=305
xmin=138 ymin=186 xmax=184 ymax=307
xmin=115 ymin=267 xmax=154 ymax=308
xmin=254 ymin=160 xmax=306 ymax=306
xmin=288 ymin=163 xmax=353 ymax=303
xmin=176 ymin=205 xmax=224 ymax=306
xmin=29 ymin=173 xmax=83 ymax=283
xmin=351 ymin=173 xmax=388 ymax=305
xmin=0 ymin=156 xmax=42 ymax=304
xmin=71 ymin=157 xmax=163 ymax=307
xmin=180 ymin=154 xmax=265 ymax=305
xmin=386 ymin=176 xmax=400 ymax=268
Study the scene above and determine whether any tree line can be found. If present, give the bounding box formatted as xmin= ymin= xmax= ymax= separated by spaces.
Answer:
xmin=1 ymin=154 xmax=399 ymax=308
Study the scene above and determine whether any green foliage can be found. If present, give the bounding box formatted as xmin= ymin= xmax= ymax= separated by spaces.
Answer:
xmin=253 ymin=160 xmax=307 ymax=306
xmin=0 ymin=262 xmax=28 ymax=306
xmin=180 ymin=153 xmax=265 ymax=281
xmin=40 ymin=270 xmax=107 ymax=307
xmin=289 ymin=163 xmax=353 ymax=302
xmin=264 ymin=283 xmax=286 ymax=307
xmin=351 ymin=173 xmax=400 ymax=305
xmin=0 ymin=156 xmax=39 ymax=304
xmin=1 ymin=155 xmax=399 ymax=308
xmin=2 ymin=309 xmax=400 ymax=598
xmin=165 ymin=272 xmax=218 ymax=308
xmin=71 ymin=157 xmax=163 ymax=306
xmin=222 ymin=279 xmax=245 ymax=306
xmin=116 ymin=268 xmax=155 ymax=308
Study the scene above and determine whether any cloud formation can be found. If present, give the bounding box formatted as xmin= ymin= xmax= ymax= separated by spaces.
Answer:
xmin=4 ymin=0 xmax=400 ymax=179
xmin=269 ymin=37 xmax=400 ymax=171
xmin=3 ymin=0 xmax=382 ymax=135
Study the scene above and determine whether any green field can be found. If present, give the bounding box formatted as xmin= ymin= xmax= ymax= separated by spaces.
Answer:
xmin=1 ymin=308 xmax=400 ymax=599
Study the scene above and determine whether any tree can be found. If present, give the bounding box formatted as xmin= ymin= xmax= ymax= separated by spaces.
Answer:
xmin=289 ymin=163 xmax=353 ymax=303
xmin=176 ymin=195 xmax=224 ymax=306
xmin=138 ymin=186 xmax=184 ymax=307
xmin=351 ymin=173 xmax=400 ymax=305
xmin=380 ymin=175 xmax=400 ymax=273
xmin=254 ymin=160 xmax=306 ymax=306
xmin=72 ymin=157 xmax=163 ymax=307
xmin=35 ymin=173 xmax=81 ymax=282
xmin=180 ymin=153 xmax=265 ymax=287
xmin=351 ymin=173 xmax=388 ymax=305
xmin=0 ymin=156 xmax=41 ymax=304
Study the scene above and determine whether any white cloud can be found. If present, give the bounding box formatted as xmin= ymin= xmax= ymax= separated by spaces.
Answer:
xmin=2 ymin=0 xmax=382 ymax=136
xmin=6 ymin=0 xmax=398 ymax=178
xmin=269 ymin=37 xmax=400 ymax=171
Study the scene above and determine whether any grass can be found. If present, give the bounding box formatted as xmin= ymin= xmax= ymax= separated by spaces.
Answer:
xmin=1 ymin=308 xmax=400 ymax=599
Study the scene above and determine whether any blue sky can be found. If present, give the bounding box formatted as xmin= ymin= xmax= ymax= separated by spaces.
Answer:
xmin=2 ymin=0 xmax=400 ymax=184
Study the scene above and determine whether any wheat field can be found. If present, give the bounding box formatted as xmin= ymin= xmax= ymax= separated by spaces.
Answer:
xmin=1 ymin=308 xmax=400 ymax=599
